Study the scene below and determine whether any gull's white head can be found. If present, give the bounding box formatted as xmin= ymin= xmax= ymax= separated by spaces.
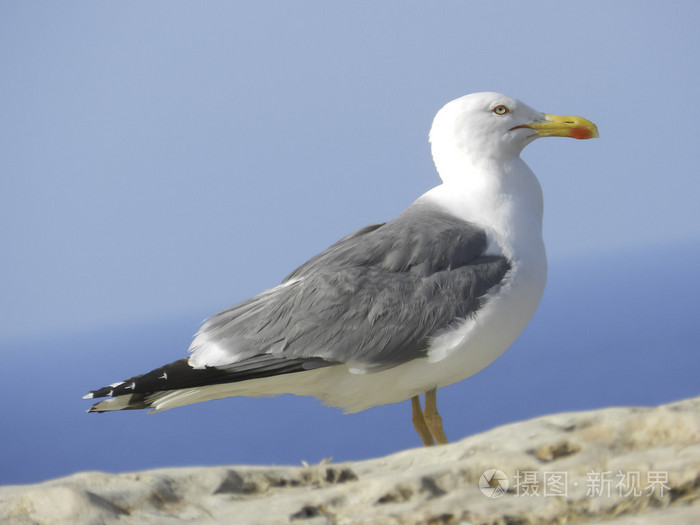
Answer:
xmin=429 ymin=92 xmax=598 ymax=183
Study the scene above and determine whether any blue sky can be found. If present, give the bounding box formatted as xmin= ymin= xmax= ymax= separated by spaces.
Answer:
xmin=1 ymin=2 xmax=699 ymax=484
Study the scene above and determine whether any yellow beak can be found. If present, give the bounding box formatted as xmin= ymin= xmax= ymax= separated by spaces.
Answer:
xmin=517 ymin=114 xmax=599 ymax=140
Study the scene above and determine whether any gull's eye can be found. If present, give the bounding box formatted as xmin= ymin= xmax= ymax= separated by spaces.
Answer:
xmin=492 ymin=105 xmax=510 ymax=115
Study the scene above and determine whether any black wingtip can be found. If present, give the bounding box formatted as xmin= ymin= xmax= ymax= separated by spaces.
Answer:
xmin=83 ymin=355 xmax=336 ymax=413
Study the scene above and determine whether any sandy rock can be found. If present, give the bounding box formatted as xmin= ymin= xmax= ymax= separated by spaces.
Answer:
xmin=1 ymin=397 xmax=699 ymax=524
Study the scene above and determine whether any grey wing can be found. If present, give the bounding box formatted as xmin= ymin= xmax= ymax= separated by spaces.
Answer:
xmin=189 ymin=202 xmax=511 ymax=371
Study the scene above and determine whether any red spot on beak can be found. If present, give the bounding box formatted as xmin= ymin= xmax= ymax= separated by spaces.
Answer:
xmin=570 ymin=127 xmax=594 ymax=140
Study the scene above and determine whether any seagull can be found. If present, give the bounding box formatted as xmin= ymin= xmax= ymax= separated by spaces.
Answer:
xmin=84 ymin=92 xmax=598 ymax=446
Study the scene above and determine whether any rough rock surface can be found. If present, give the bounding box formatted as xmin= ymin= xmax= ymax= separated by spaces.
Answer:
xmin=2 ymin=397 xmax=699 ymax=524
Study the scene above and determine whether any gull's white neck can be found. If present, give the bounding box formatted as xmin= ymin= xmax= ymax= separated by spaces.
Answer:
xmin=419 ymin=154 xmax=545 ymax=261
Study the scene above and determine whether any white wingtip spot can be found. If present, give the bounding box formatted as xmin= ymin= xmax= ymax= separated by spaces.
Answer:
xmin=82 ymin=393 xmax=94 ymax=399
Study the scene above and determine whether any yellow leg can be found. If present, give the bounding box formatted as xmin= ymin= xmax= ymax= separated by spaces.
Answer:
xmin=411 ymin=395 xmax=434 ymax=446
xmin=423 ymin=388 xmax=449 ymax=445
